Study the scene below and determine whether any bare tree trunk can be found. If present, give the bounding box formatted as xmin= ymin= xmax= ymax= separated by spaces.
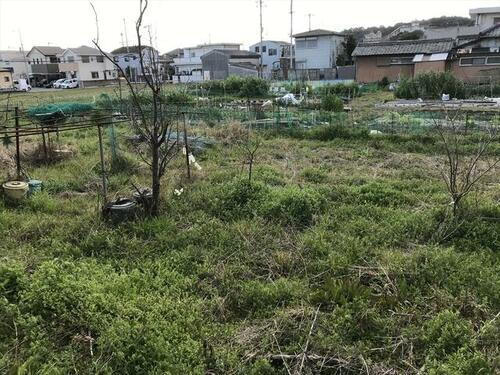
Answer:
xmin=151 ymin=142 xmax=160 ymax=216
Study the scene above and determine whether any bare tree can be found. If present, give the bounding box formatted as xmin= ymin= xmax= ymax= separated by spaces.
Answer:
xmin=91 ymin=0 xmax=177 ymax=216
xmin=434 ymin=111 xmax=499 ymax=216
xmin=238 ymin=128 xmax=262 ymax=183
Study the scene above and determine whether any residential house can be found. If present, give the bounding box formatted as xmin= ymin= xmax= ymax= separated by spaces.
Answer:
xmin=352 ymin=38 xmax=455 ymax=83
xmin=293 ymin=29 xmax=345 ymax=80
xmin=59 ymin=46 xmax=117 ymax=87
xmin=0 ymin=50 xmax=30 ymax=81
xmin=352 ymin=24 xmax=500 ymax=83
xmin=111 ymin=45 xmax=163 ymax=82
xmin=160 ymin=48 xmax=182 ymax=81
xmin=470 ymin=7 xmax=500 ymax=27
xmin=26 ymin=46 xmax=65 ymax=85
xmin=172 ymin=43 xmax=241 ymax=83
xmin=0 ymin=68 xmax=14 ymax=90
xmin=249 ymin=40 xmax=291 ymax=78
xmin=451 ymin=24 xmax=500 ymax=83
xmin=201 ymin=50 xmax=260 ymax=80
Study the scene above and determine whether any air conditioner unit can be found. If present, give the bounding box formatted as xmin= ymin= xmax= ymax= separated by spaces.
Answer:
xmin=490 ymin=47 xmax=499 ymax=53
xmin=457 ymin=49 xmax=469 ymax=54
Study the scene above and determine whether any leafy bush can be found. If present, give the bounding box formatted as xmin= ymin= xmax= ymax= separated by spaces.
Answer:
xmin=315 ymin=82 xmax=361 ymax=98
xmin=261 ymin=187 xmax=323 ymax=227
xmin=199 ymin=76 xmax=269 ymax=98
xmin=301 ymin=167 xmax=329 ymax=184
xmin=321 ymin=94 xmax=344 ymax=112
xmin=395 ymin=72 xmax=466 ymax=99
xmin=422 ymin=310 xmax=474 ymax=359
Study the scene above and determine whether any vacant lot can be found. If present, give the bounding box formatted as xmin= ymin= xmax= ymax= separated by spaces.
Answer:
xmin=0 ymin=87 xmax=499 ymax=374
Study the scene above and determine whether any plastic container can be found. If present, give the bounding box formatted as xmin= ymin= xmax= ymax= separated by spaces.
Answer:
xmin=2 ymin=181 xmax=29 ymax=201
xmin=28 ymin=180 xmax=43 ymax=195
xmin=105 ymin=198 xmax=137 ymax=222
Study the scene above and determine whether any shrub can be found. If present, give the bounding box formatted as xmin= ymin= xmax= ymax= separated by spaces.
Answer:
xmin=217 ymin=179 xmax=269 ymax=220
xmin=395 ymin=72 xmax=466 ymax=99
xmin=301 ymin=167 xmax=329 ymax=184
xmin=315 ymin=82 xmax=361 ymax=98
xmin=422 ymin=310 xmax=474 ymax=359
xmin=321 ymin=94 xmax=344 ymax=112
xmin=199 ymin=76 xmax=269 ymax=98
xmin=261 ymin=187 xmax=323 ymax=227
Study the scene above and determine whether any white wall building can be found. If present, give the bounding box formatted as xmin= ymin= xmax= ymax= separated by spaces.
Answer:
xmin=293 ymin=29 xmax=345 ymax=70
xmin=59 ymin=46 xmax=117 ymax=87
xmin=172 ymin=43 xmax=240 ymax=83
xmin=0 ymin=50 xmax=30 ymax=80
xmin=470 ymin=7 xmax=500 ymax=28
xmin=249 ymin=40 xmax=291 ymax=78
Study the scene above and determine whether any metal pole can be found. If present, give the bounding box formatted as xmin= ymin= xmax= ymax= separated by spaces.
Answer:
xmin=290 ymin=0 xmax=294 ymax=78
xmin=14 ymin=107 xmax=21 ymax=179
xmin=259 ymin=0 xmax=263 ymax=79
xmin=183 ymin=113 xmax=191 ymax=180
xmin=97 ymin=124 xmax=108 ymax=204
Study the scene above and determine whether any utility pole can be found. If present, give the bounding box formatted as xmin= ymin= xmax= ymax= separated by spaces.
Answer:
xmin=120 ymin=32 xmax=125 ymax=48
xmin=289 ymin=0 xmax=294 ymax=75
xmin=308 ymin=13 xmax=313 ymax=31
xmin=123 ymin=18 xmax=130 ymax=53
xmin=259 ymin=0 xmax=263 ymax=79
xmin=18 ymin=30 xmax=30 ymax=86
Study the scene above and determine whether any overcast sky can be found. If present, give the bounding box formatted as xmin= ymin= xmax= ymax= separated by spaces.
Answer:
xmin=0 ymin=0 xmax=497 ymax=53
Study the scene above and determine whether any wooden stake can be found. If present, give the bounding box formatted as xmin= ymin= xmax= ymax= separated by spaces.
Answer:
xmin=14 ymin=106 xmax=21 ymax=179
xmin=183 ymin=112 xmax=191 ymax=180
xmin=97 ymin=124 xmax=108 ymax=204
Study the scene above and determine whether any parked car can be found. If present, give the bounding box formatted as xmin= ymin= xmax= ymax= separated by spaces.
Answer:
xmin=44 ymin=80 xmax=57 ymax=88
xmin=13 ymin=79 xmax=31 ymax=92
xmin=53 ymin=79 xmax=67 ymax=88
xmin=61 ymin=78 xmax=79 ymax=89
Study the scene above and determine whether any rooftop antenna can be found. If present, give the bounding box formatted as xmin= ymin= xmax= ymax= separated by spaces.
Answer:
xmin=123 ymin=18 xmax=130 ymax=53
xmin=18 ymin=30 xmax=30 ymax=85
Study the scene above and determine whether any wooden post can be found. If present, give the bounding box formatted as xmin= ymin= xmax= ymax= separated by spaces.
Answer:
xmin=97 ymin=123 xmax=108 ymax=204
xmin=183 ymin=112 xmax=191 ymax=180
xmin=14 ymin=106 xmax=21 ymax=179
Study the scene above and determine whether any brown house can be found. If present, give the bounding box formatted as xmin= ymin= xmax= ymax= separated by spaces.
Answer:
xmin=352 ymin=39 xmax=454 ymax=83
xmin=352 ymin=24 xmax=500 ymax=84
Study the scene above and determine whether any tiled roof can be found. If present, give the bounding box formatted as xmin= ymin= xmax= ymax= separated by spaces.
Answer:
xmin=352 ymin=38 xmax=455 ymax=57
xmin=33 ymin=46 xmax=64 ymax=55
xmin=293 ymin=29 xmax=345 ymax=38
xmin=67 ymin=46 xmax=103 ymax=55
xmin=206 ymin=49 xmax=260 ymax=58
xmin=111 ymin=45 xmax=156 ymax=55
xmin=481 ymin=24 xmax=500 ymax=37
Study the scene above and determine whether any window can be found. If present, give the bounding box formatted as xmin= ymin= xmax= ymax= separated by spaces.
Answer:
xmin=67 ymin=56 xmax=74 ymax=63
xmin=297 ymin=38 xmax=318 ymax=49
xmin=96 ymin=56 xmax=104 ymax=63
xmin=268 ymin=48 xmax=277 ymax=56
xmin=190 ymin=52 xmax=196 ymax=57
xmin=4 ymin=76 xmax=10 ymax=82
xmin=296 ymin=40 xmax=306 ymax=49
xmin=91 ymin=71 xmax=99 ymax=79
xmin=494 ymin=17 xmax=500 ymax=24
xmin=255 ymin=46 xmax=260 ymax=52
xmin=36 ymin=58 xmax=40 ymax=64
xmin=113 ymin=56 xmax=119 ymax=62
xmin=460 ymin=57 xmax=486 ymax=66
xmin=390 ymin=56 xmax=414 ymax=65
xmin=487 ymin=56 xmax=500 ymax=64
xmin=124 ymin=57 xmax=130 ymax=62
xmin=50 ymin=56 xmax=57 ymax=63
xmin=262 ymin=46 xmax=267 ymax=53
xmin=82 ymin=56 xmax=90 ymax=63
